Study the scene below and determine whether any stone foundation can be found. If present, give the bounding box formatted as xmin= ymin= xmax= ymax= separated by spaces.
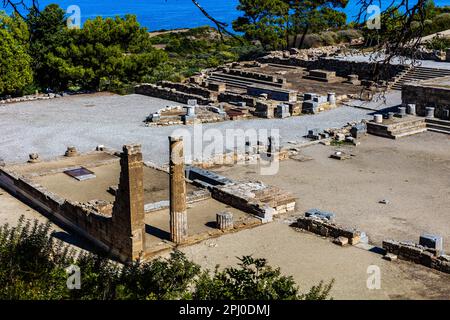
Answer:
xmin=297 ymin=216 xmax=362 ymax=245
xmin=383 ymin=240 xmax=450 ymax=274
xmin=135 ymin=84 xmax=212 ymax=105
xmin=402 ymin=77 xmax=450 ymax=119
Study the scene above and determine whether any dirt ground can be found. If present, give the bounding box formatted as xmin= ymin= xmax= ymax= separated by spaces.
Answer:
xmin=0 ymin=187 xmax=91 ymax=252
xmin=32 ymin=162 xmax=199 ymax=204
xmin=1 ymin=182 xmax=448 ymax=300
xmin=180 ymin=220 xmax=450 ymax=300
xmin=213 ymin=132 xmax=450 ymax=251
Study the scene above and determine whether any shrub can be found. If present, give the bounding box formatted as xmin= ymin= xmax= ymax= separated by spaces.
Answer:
xmin=303 ymin=33 xmax=323 ymax=48
xmin=320 ymin=31 xmax=338 ymax=46
xmin=0 ymin=217 xmax=334 ymax=300
xmin=336 ymin=29 xmax=363 ymax=43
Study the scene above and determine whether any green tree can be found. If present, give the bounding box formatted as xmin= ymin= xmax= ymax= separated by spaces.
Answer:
xmin=0 ymin=12 xmax=33 ymax=96
xmin=232 ymin=0 xmax=290 ymax=50
xmin=193 ymin=256 xmax=334 ymax=300
xmin=286 ymin=0 xmax=349 ymax=48
xmin=26 ymin=4 xmax=70 ymax=91
xmin=0 ymin=217 xmax=334 ymax=300
xmin=53 ymin=15 xmax=168 ymax=91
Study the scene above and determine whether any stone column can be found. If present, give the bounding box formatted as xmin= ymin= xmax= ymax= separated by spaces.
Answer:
xmin=407 ymin=104 xmax=416 ymax=116
xmin=388 ymin=112 xmax=395 ymax=120
xmin=327 ymin=92 xmax=336 ymax=106
xmin=216 ymin=212 xmax=233 ymax=231
xmin=169 ymin=136 xmax=188 ymax=244
xmin=398 ymin=106 xmax=407 ymax=117
xmin=374 ymin=114 xmax=383 ymax=124
xmin=65 ymin=146 xmax=78 ymax=157
xmin=112 ymin=144 xmax=146 ymax=261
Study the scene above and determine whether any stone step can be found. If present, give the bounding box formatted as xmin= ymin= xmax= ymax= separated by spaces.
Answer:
xmin=428 ymin=128 xmax=450 ymax=135
xmin=387 ymin=119 xmax=427 ymax=130
xmin=210 ymin=72 xmax=285 ymax=88
xmin=389 ymin=124 xmax=427 ymax=136
xmin=426 ymin=118 xmax=450 ymax=126
xmin=427 ymin=124 xmax=450 ymax=133
xmin=392 ymin=127 xmax=428 ymax=139
xmin=208 ymin=76 xmax=248 ymax=89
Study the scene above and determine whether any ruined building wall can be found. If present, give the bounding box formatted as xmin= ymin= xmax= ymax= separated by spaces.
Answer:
xmin=159 ymin=81 xmax=218 ymax=100
xmin=0 ymin=145 xmax=148 ymax=262
xmin=111 ymin=144 xmax=146 ymax=261
xmin=135 ymin=84 xmax=213 ymax=105
xmin=218 ymin=92 xmax=257 ymax=107
xmin=258 ymin=56 xmax=407 ymax=81
xmin=402 ymin=82 xmax=450 ymax=118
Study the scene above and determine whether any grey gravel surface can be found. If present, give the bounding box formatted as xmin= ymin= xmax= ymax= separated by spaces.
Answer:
xmin=0 ymin=93 xmax=370 ymax=165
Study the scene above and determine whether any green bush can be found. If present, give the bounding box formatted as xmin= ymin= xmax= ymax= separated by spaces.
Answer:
xmin=0 ymin=217 xmax=334 ymax=300
xmin=336 ymin=29 xmax=363 ymax=43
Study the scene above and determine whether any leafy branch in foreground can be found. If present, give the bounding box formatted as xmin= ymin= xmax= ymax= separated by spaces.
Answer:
xmin=194 ymin=256 xmax=334 ymax=300
xmin=0 ymin=216 xmax=334 ymax=300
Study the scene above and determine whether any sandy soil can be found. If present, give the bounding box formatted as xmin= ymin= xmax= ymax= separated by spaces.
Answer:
xmin=181 ymin=220 xmax=450 ymax=300
xmin=0 ymin=187 xmax=90 ymax=251
xmin=213 ymin=132 xmax=450 ymax=251
xmin=32 ymin=162 xmax=200 ymax=204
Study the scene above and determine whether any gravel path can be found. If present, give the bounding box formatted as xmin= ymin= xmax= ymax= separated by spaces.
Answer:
xmin=0 ymin=93 xmax=370 ymax=165
xmin=345 ymin=91 xmax=402 ymax=111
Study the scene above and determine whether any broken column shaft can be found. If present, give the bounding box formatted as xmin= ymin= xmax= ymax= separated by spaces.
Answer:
xmin=169 ymin=136 xmax=188 ymax=244
xmin=112 ymin=144 xmax=146 ymax=261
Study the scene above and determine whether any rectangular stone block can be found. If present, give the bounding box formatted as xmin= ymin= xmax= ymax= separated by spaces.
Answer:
xmin=420 ymin=234 xmax=443 ymax=252
xmin=305 ymin=208 xmax=335 ymax=221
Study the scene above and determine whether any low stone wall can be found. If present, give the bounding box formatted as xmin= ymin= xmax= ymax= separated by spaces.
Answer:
xmin=402 ymin=79 xmax=450 ymax=118
xmin=0 ymin=93 xmax=62 ymax=105
xmin=135 ymin=84 xmax=212 ymax=105
xmin=225 ymin=68 xmax=283 ymax=84
xmin=247 ymin=86 xmax=298 ymax=102
xmin=258 ymin=56 xmax=406 ymax=81
xmin=254 ymin=101 xmax=277 ymax=118
xmin=0 ymin=168 xmax=116 ymax=255
xmin=297 ymin=216 xmax=362 ymax=245
xmin=159 ymin=81 xmax=217 ymax=100
xmin=383 ymin=240 xmax=450 ymax=274
xmin=218 ymin=92 xmax=257 ymax=107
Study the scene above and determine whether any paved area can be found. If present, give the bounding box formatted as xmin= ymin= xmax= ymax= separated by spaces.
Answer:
xmin=345 ymin=90 xmax=402 ymax=111
xmin=0 ymin=93 xmax=370 ymax=166
xmin=180 ymin=220 xmax=450 ymax=300
xmin=335 ymin=54 xmax=450 ymax=70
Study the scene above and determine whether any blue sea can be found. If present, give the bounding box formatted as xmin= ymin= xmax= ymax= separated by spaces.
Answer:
xmin=2 ymin=0 xmax=449 ymax=31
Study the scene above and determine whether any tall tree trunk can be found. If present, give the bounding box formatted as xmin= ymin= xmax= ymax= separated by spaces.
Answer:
xmin=298 ymin=24 xmax=309 ymax=49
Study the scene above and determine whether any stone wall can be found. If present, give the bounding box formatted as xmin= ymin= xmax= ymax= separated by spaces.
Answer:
xmin=258 ymin=56 xmax=407 ymax=81
xmin=383 ymin=240 xmax=450 ymax=274
xmin=0 ymin=146 xmax=148 ymax=262
xmin=225 ymin=68 xmax=284 ymax=84
xmin=402 ymin=79 xmax=450 ymax=118
xmin=135 ymin=84 xmax=212 ymax=105
xmin=297 ymin=216 xmax=362 ymax=245
xmin=218 ymin=92 xmax=257 ymax=107
xmin=247 ymin=86 xmax=298 ymax=102
xmin=159 ymin=81 xmax=217 ymax=100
